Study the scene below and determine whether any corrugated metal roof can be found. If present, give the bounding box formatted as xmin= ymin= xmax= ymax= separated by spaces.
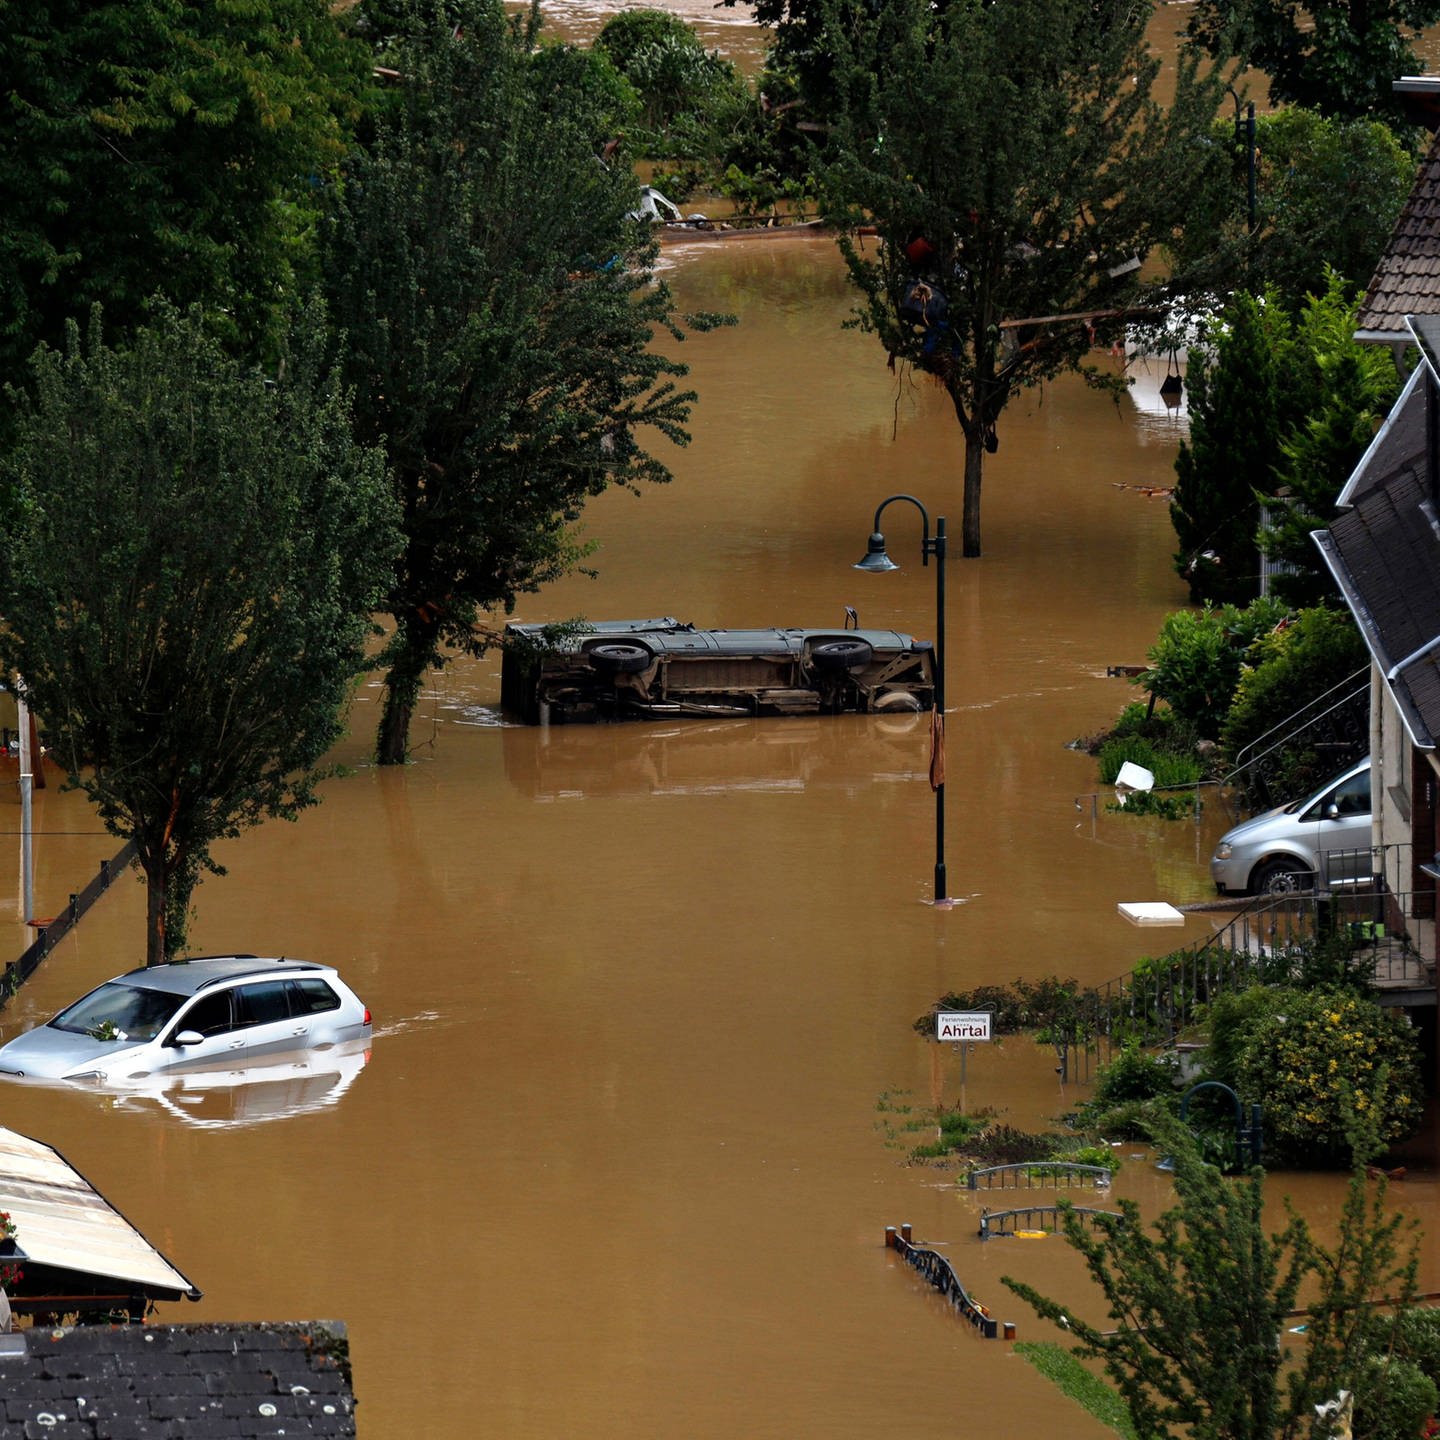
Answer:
xmin=0 ymin=1128 xmax=199 ymax=1299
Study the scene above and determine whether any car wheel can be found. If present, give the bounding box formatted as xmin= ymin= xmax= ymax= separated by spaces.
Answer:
xmin=1253 ymin=858 xmax=1314 ymax=896
xmin=586 ymin=643 xmax=652 ymax=675
xmin=810 ymin=639 xmax=874 ymax=672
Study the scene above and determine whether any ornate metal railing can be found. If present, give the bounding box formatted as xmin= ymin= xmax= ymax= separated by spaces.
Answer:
xmin=978 ymin=1205 xmax=1123 ymax=1241
xmin=1225 ymin=670 xmax=1369 ymax=814
xmin=1075 ymin=851 xmax=1435 ymax=1076
xmin=966 ymin=1162 xmax=1113 ymax=1191
xmin=883 ymin=1225 xmax=1011 ymax=1339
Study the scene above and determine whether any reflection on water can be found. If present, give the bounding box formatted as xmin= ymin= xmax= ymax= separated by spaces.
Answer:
xmin=100 ymin=1042 xmax=372 ymax=1130
xmin=0 ymin=238 xmax=1434 ymax=1440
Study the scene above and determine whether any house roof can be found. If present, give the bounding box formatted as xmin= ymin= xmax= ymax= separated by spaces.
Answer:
xmin=0 ymin=1321 xmax=356 ymax=1438
xmin=1314 ymin=326 xmax=1440 ymax=749
xmin=1355 ymin=125 xmax=1440 ymax=342
xmin=0 ymin=1126 xmax=199 ymax=1301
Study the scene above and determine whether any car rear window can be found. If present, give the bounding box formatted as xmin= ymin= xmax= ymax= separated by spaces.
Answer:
xmin=50 ymin=982 xmax=186 ymax=1042
xmin=289 ymin=979 xmax=341 ymax=1015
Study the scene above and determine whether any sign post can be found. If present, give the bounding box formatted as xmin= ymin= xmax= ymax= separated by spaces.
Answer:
xmin=936 ymin=1010 xmax=994 ymax=1088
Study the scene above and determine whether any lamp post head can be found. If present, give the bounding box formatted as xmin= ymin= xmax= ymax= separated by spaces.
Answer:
xmin=855 ymin=533 xmax=899 ymax=572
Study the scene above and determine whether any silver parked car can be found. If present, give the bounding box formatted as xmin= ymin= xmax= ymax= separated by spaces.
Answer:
xmin=1210 ymin=756 xmax=1373 ymax=896
xmin=0 ymin=955 xmax=371 ymax=1084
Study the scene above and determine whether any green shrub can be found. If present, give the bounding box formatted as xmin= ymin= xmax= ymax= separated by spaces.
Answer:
xmin=1353 ymin=1355 xmax=1438 ymax=1440
xmin=1093 ymin=1043 xmax=1181 ymax=1107
xmin=1208 ymin=986 xmax=1424 ymax=1161
xmin=1142 ymin=597 xmax=1290 ymax=740
xmin=1219 ymin=604 xmax=1369 ymax=802
xmin=1392 ymin=1306 xmax=1440 ymax=1380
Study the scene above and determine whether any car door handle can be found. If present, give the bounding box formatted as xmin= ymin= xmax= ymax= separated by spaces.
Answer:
xmin=291 ymin=1026 xmax=308 ymax=1038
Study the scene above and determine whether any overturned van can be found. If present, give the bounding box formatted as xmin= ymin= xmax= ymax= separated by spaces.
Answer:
xmin=500 ymin=618 xmax=937 ymax=724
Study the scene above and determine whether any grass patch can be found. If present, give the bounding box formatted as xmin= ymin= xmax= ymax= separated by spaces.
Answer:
xmin=1014 ymin=1342 xmax=1136 ymax=1440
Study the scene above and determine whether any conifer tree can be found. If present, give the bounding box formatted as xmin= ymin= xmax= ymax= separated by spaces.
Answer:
xmin=1171 ymin=293 xmax=1287 ymax=604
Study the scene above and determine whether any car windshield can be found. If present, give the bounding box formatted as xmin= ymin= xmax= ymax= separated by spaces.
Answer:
xmin=49 ymin=981 xmax=186 ymax=1042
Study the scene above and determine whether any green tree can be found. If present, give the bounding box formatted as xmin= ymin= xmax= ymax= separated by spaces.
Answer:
xmin=1220 ymin=605 xmax=1369 ymax=796
xmin=0 ymin=307 xmax=399 ymax=965
xmin=323 ymin=0 xmax=701 ymax=765
xmin=1171 ymin=292 xmax=1293 ymax=602
xmin=1187 ymin=0 xmax=1440 ymax=122
xmin=1005 ymin=1114 xmax=1422 ymax=1440
xmin=1262 ymin=275 xmax=1402 ymax=604
xmin=819 ymin=0 xmax=1232 ymax=556
xmin=1169 ymin=108 xmax=1416 ymax=309
xmin=0 ymin=0 xmax=369 ymax=385
xmin=593 ymin=11 xmax=753 ymax=165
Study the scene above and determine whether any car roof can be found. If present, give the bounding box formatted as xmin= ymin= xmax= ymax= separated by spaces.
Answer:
xmin=107 ymin=956 xmax=334 ymax=997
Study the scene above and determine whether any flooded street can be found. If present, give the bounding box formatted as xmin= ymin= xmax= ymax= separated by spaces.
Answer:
xmin=1 ymin=241 xmax=1438 ymax=1434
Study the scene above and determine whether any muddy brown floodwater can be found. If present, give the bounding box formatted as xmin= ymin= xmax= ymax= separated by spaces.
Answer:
xmin=3 ymin=241 xmax=1440 ymax=1437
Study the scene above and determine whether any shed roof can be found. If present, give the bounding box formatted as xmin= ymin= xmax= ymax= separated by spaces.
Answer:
xmin=0 ymin=1126 xmax=199 ymax=1300
xmin=0 ymin=1321 xmax=355 ymax=1438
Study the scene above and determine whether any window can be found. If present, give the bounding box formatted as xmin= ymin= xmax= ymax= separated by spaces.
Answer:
xmin=174 ymin=991 xmax=234 ymax=1040
xmin=288 ymin=979 xmax=340 ymax=1015
xmin=50 ymin=983 xmax=184 ymax=1042
xmin=234 ymin=981 xmax=292 ymax=1028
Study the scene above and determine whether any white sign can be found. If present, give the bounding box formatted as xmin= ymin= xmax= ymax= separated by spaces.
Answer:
xmin=936 ymin=1011 xmax=992 ymax=1042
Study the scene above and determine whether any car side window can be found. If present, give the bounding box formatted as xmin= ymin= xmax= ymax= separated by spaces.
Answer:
xmin=174 ymin=991 xmax=235 ymax=1040
xmin=235 ymin=981 xmax=292 ymax=1028
xmin=1330 ymin=773 xmax=1371 ymax=816
xmin=288 ymin=979 xmax=340 ymax=1015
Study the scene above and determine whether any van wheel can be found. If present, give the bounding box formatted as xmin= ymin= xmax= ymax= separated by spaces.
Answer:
xmin=811 ymin=639 xmax=874 ymax=672
xmin=587 ymin=643 xmax=652 ymax=675
xmin=1254 ymin=858 xmax=1313 ymax=895
xmin=874 ymin=690 xmax=922 ymax=712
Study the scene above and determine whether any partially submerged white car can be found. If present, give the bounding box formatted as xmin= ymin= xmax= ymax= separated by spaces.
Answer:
xmin=0 ymin=955 xmax=372 ymax=1084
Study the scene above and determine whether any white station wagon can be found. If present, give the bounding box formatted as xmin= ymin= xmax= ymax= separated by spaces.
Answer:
xmin=0 ymin=955 xmax=372 ymax=1084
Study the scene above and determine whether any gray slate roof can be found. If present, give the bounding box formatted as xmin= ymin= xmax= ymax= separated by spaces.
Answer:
xmin=1356 ymin=127 xmax=1440 ymax=341
xmin=1314 ymin=316 xmax=1440 ymax=751
xmin=0 ymin=1321 xmax=356 ymax=1439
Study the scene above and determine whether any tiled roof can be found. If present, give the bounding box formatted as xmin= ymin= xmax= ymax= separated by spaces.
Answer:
xmin=1356 ymin=129 xmax=1440 ymax=339
xmin=0 ymin=1321 xmax=356 ymax=1438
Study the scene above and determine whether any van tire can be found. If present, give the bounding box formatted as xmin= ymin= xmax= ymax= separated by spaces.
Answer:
xmin=811 ymin=639 xmax=874 ymax=672
xmin=587 ymin=643 xmax=652 ymax=675
xmin=1253 ymin=858 xmax=1313 ymax=895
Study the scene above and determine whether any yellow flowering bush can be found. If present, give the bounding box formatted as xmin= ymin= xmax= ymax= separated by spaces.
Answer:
xmin=1223 ymin=987 xmax=1423 ymax=1160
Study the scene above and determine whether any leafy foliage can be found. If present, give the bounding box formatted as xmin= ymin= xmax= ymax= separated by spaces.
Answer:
xmin=0 ymin=306 xmax=399 ymax=962
xmin=0 ymin=0 xmax=369 ymax=385
xmin=1140 ymin=598 xmax=1289 ymax=739
xmin=818 ymin=0 xmax=1232 ymax=556
xmin=593 ymin=10 xmax=751 ymax=160
xmin=1219 ymin=605 xmax=1369 ymax=799
xmin=1186 ymin=0 xmax=1440 ymax=122
xmin=1205 ymin=987 xmax=1424 ymax=1161
xmin=1260 ymin=276 xmax=1403 ymax=604
xmin=1005 ymin=1114 xmax=1423 ymax=1440
xmin=322 ymin=0 xmax=700 ymax=762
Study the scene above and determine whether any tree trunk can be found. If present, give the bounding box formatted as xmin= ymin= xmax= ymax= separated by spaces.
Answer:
xmin=143 ymin=858 xmax=167 ymax=968
xmin=376 ymin=616 xmax=440 ymax=765
xmin=961 ymin=425 xmax=984 ymax=558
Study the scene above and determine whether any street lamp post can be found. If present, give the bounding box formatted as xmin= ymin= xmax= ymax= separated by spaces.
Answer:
xmin=855 ymin=494 xmax=951 ymax=907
